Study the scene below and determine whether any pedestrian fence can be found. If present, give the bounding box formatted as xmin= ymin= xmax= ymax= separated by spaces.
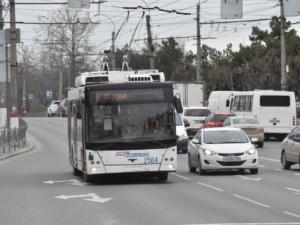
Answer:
xmin=0 ymin=123 xmax=27 ymax=155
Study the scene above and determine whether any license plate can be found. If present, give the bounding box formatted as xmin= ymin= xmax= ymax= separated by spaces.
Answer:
xmin=223 ymin=156 xmax=241 ymax=162
xmin=193 ymin=120 xmax=201 ymax=123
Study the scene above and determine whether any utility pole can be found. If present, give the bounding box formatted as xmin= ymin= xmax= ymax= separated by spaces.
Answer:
xmin=146 ymin=15 xmax=155 ymax=69
xmin=280 ymin=0 xmax=287 ymax=90
xmin=59 ymin=71 xmax=63 ymax=100
xmin=111 ymin=31 xmax=116 ymax=69
xmin=196 ymin=2 xmax=205 ymax=105
xmin=0 ymin=0 xmax=3 ymax=30
xmin=9 ymin=0 xmax=17 ymax=111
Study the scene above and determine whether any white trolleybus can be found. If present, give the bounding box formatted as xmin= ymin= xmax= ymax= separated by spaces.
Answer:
xmin=229 ymin=90 xmax=296 ymax=140
xmin=67 ymin=69 xmax=182 ymax=182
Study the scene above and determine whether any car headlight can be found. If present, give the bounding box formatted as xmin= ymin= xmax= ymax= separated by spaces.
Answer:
xmin=246 ymin=148 xmax=257 ymax=155
xmin=202 ymin=148 xmax=216 ymax=156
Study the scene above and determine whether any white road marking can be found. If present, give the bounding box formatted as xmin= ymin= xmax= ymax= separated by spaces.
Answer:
xmin=232 ymin=194 xmax=271 ymax=208
xmin=55 ymin=193 xmax=112 ymax=203
xmin=170 ymin=173 xmax=191 ymax=181
xmin=196 ymin=182 xmax=224 ymax=192
xmin=260 ymin=157 xmax=280 ymax=162
xmin=274 ymin=169 xmax=283 ymax=172
xmin=294 ymin=173 xmax=300 ymax=176
xmin=285 ymin=187 xmax=300 ymax=194
xmin=43 ymin=179 xmax=86 ymax=186
xmin=236 ymin=175 xmax=262 ymax=181
xmin=259 ymin=165 xmax=266 ymax=168
xmin=284 ymin=211 xmax=300 ymax=219
xmin=181 ymin=223 xmax=300 ymax=225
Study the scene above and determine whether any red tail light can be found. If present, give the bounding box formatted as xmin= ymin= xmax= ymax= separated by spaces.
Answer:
xmin=183 ymin=118 xmax=190 ymax=127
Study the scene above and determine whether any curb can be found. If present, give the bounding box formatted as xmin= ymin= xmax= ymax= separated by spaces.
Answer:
xmin=0 ymin=134 xmax=35 ymax=162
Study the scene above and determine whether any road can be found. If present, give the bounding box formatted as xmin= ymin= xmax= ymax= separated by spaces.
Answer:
xmin=0 ymin=117 xmax=300 ymax=225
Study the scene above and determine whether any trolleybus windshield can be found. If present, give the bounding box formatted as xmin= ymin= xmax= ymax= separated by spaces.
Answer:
xmin=86 ymin=89 xmax=175 ymax=144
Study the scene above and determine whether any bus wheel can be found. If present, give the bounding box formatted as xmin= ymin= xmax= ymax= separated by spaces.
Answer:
xmin=158 ymin=172 xmax=168 ymax=181
xmin=73 ymin=167 xmax=81 ymax=176
xmin=83 ymin=172 xmax=95 ymax=183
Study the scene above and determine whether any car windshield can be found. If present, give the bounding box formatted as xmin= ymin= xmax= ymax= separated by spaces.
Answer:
xmin=232 ymin=118 xmax=259 ymax=124
xmin=87 ymin=102 xmax=174 ymax=143
xmin=184 ymin=108 xmax=210 ymax=117
xmin=214 ymin=114 xmax=234 ymax=122
xmin=203 ymin=130 xmax=249 ymax=144
xmin=175 ymin=113 xmax=183 ymax=126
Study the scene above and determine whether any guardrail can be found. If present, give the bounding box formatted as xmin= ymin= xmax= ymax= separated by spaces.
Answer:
xmin=0 ymin=123 xmax=27 ymax=155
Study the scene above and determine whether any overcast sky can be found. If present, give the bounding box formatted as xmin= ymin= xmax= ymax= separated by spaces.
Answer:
xmin=9 ymin=0 xmax=300 ymax=53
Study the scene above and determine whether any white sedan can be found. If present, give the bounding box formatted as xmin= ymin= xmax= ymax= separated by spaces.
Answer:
xmin=188 ymin=127 xmax=259 ymax=175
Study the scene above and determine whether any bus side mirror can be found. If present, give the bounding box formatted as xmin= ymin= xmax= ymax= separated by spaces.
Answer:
xmin=174 ymin=96 xmax=183 ymax=113
xmin=226 ymin=99 xmax=230 ymax=107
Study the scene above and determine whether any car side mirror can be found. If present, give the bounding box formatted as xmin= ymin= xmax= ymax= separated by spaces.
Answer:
xmin=293 ymin=136 xmax=300 ymax=142
xmin=250 ymin=137 xmax=258 ymax=143
xmin=192 ymin=138 xmax=201 ymax=144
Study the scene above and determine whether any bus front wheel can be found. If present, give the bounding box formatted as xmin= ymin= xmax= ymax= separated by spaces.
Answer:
xmin=83 ymin=172 xmax=95 ymax=183
xmin=158 ymin=172 xmax=168 ymax=181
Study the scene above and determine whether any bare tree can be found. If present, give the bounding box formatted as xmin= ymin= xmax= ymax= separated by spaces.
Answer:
xmin=35 ymin=7 xmax=97 ymax=87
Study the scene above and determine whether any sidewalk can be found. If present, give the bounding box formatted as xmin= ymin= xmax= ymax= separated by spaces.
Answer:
xmin=0 ymin=135 xmax=35 ymax=161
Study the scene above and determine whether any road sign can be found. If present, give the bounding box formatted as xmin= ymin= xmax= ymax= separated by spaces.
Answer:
xmin=55 ymin=193 xmax=112 ymax=203
xmin=221 ymin=0 xmax=243 ymax=19
xmin=28 ymin=94 xmax=34 ymax=101
xmin=46 ymin=90 xmax=53 ymax=101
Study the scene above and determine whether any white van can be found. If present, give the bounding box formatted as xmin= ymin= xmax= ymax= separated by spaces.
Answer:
xmin=207 ymin=91 xmax=240 ymax=113
xmin=230 ymin=90 xmax=296 ymax=140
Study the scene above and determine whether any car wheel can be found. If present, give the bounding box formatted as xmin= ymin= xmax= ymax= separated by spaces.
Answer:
xmin=249 ymin=168 xmax=258 ymax=174
xmin=198 ymin=156 xmax=206 ymax=175
xmin=188 ymin=154 xmax=196 ymax=173
xmin=257 ymin=141 xmax=264 ymax=148
xmin=281 ymin=151 xmax=292 ymax=170
xmin=158 ymin=172 xmax=168 ymax=181
xmin=73 ymin=167 xmax=81 ymax=176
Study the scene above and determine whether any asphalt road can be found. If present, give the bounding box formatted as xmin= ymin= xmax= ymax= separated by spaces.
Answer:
xmin=0 ymin=117 xmax=300 ymax=225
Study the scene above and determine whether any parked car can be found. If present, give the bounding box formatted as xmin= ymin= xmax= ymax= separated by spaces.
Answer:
xmin=57 ymin=99 xmax=68 ymax=117
xmin=176 ymin=113 xmax=188 ymax=154
xmin=202 ymin=112 xmax=235 ymax=128
xmin=223 ymin=116 xmax=264 ymax=148
xmin=183 ymin=107 xmax=211 ymax=138
xmin=47 ymin=100 xmax=60 ymax=117
xmin=281 ymin=127 xmax=300 ymax=169
xmin=188 ymin=127 xmax=259 ymax=175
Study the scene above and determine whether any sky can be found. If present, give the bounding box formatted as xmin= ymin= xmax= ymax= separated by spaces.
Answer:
xmin=7 ymin=0 xmax=300 ymax=54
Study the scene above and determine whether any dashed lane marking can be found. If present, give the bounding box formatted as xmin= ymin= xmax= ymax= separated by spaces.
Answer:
xmin=260 ymin=157 xmax=280 ymax=162
xmin=170 ymin=173 xmax=191 ymax=181
xmin=285 ymin=187 xmax=300 ymax=194
xmin=284 ymin=211 xmax=300 ymax=219
xmin=196 ymin=182 xmax=224 ymax=192
xmin=232 ymin=194 xmax=271 ymax=208
xmin=236 ymin=175 xmax=262 ymax=181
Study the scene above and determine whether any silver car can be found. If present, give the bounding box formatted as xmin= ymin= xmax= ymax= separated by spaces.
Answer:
xmin=188 ymin=127 xmax=259 ymax=175
xmin=281 ymin=127 xmax=300 ymax=169
xmin=223 ymin=116 xmax=264 ymax=148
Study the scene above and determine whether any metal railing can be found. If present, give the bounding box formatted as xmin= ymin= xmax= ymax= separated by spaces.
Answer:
xmin=0 ymin=122 xmax=27 ymax=155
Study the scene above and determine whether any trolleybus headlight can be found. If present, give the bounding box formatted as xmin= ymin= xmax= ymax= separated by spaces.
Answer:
xmin=91 ymin=167 xmax=97 ymax=174
xmin=168 ymin=164 xmax=175 ymax=170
